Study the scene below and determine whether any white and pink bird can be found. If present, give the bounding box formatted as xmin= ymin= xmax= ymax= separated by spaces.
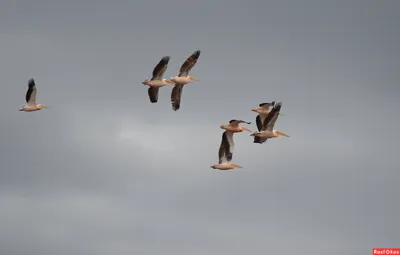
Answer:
xmin=19 ymin=78 xmax=48 ymax=112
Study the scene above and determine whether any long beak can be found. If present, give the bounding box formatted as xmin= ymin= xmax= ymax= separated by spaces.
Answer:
xmin=251 ymin=108 xmax=257 ymax=112
xmin=191 ymin=77 xmax=199 ymax=81
xmin=42 ymin=105 xmax=48 ymax=109
xmin=276 ymin=131 xmax=289 ymax=137
xmin=243 ymin=127 xmax=253 ymax=133
xmin=233 ymin=164 xmax=243 ymax=168
xmin=166 ymin=79 xmax=175 ymax=84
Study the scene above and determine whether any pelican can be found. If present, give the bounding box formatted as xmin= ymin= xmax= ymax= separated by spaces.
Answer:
xmin=142 ymin=56 xmax=175 ymax=103
xmin=252 ymin=101 xmax=285 ymax=131
xmin=211 ymin=130 xmax=243 ymax=171
xmin=251 ymin=101 xmax=275 ymax=132
xmin=220 ymin=119 xmax=252 ymax=133
xmin=250 ymin=102 xmax=289 ymax=144
xmin=19 ymin=78 xmax=48 ymax=112
xmin=170 ymin=50 xmax=201 ymax=111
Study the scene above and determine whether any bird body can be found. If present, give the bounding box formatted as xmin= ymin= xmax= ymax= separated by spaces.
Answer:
xmin=142 ymin=79 xmax=174 ymax=88
xmin=19 ymin=78 xmax=48 ymax=112
xmin=252 ymin=108 xmax=271 ymax=115
xmin=211 ymin=163 xmax=242 ymax=171
xmin=220 ymin=125 xmax=250 ymax=133
xmin=251 ymin=130 xmax=289 ymax=139
xmin=19 ymin=104 xmax=47 ymax=112
xmin=170 ymin=75 xmax=197 ymax=85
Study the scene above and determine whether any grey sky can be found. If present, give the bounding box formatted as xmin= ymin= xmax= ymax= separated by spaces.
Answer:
xmin=0 ymin=0 xmax=399 ymax=254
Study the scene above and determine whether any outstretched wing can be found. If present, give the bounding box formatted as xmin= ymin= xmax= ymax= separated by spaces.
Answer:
xmin=26 ymin=78 xmax=37 ymax=105
xmin=261 ymin=102 xmax=282 ymax=131
xmin=148 ymin=87 xmax=159 ymax=103
xmin=218 ymin=131 xmax=234 ymax=164
xmin=178 ymin=50 xmax=201 ymax=77
xmin=229 ymin=119 xmax=251 ymax=127
xmin=151 ymin=56 xmax=170 ymax=81
xmin=171 ymin=84 xmax=184 ymax=111
xmin=256 ymin=115 xmax=262 ymax=132
xmin=259 ymin=101 xmax=275 ymax=109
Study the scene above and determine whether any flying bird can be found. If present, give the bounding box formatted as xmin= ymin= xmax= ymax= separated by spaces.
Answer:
xmin=170 ymin=50 xmax=201 ymax=111
xmin=251 ymin=101 xmax=276 ymax=132
xmin=220 ymin=119 xmax=252 ymax=133
xmin=211 ymin=130 xmax=243 ymax=171
xmin=19 ymin=78 xmax=48 ymax=112
xmin=142 ymin=56 xmax=175 ymax=103
xmin=251 ymin=102 xmax=289 ymax=144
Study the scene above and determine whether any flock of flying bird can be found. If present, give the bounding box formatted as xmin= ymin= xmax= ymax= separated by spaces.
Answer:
xmin=19 ymin=50 xmax=289 ymax=171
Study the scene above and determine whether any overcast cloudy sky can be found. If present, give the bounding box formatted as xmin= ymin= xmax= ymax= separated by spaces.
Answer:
xmin=0 ymin=0 xmax=399 ymax=254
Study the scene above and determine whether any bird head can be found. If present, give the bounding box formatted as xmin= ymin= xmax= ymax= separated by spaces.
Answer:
xmin=210 ymin=165 xmax=216 ymax=169
xmin=38 ymin=104 xmax=48 ymax=110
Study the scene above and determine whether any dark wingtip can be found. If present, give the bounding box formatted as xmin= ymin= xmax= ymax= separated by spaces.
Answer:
xmin=162 ymin=56 xmax=171 ymax=62
xmin=27 ymin=78 xmax=35 ymax=88
xmin=274 ymin=102 xmax=283 ymax=109
xmin=193 ymin=50 xmax=201 ymax=57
